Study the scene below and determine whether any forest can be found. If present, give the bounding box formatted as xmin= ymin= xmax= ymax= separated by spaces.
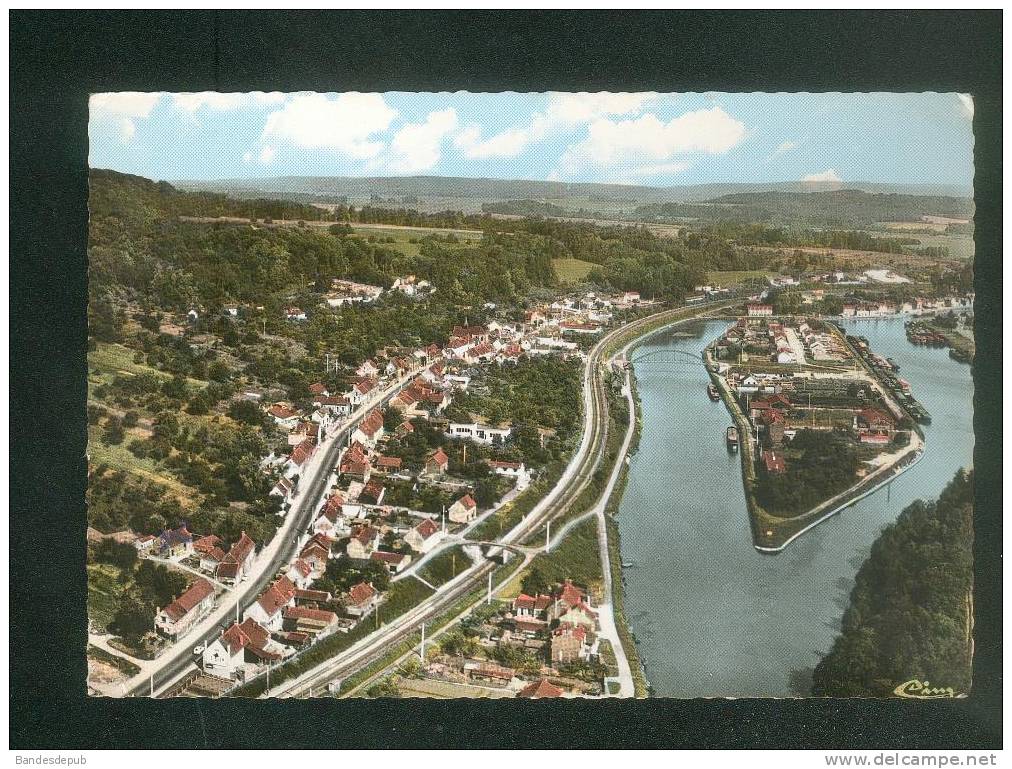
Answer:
xmin=812 ymin=469 xmax=974 ymax=697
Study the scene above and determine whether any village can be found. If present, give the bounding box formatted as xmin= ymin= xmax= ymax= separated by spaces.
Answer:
xmin=88 ymin=282 xmax=652 ymax=697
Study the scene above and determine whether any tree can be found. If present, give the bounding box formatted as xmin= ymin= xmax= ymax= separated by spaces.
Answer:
xmin=94 ymin=538 xmax=138 ymax=571
xmin=109 ymin=594 xmax=153 ymax=642
xmin=521 ymin=565 xmax=549 ymax=596
xmin=103 ymin=416 xmax=126 ymax=445
xmin=134 ymin=561 xmax=188 ymax=607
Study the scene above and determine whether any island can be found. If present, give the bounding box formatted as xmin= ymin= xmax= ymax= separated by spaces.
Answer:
xmin=705 ymin=308 xmax=927 ymax=552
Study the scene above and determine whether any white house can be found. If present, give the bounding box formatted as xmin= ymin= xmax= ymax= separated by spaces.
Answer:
xmin=488 ymin=460 xmax=526 ymax=479
xmin=202 ymin=618 xmax=284 ymax=681
xmin=448 ymin=494 xmax=478 ymax=524
xmin=404 ymin=517 xmax=445 ymax=554
xmin=447 ymin=421 xmax=512 ymax=445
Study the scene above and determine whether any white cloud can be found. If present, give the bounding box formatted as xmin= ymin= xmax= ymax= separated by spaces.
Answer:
xmin=957 ymin=93 xmax=974 ymax=119
xmin=455 ymin=123 xmax=529 ymax=159
xmin=262 ymin=92 xmax=397 ymax=159
xmin=259 ymin=145 xmax=276 ymax=165
xmin=383 ymin=108 xmax=458 ymax=173
xmin=172 ymin=92 xmax=286 ymax=118
xmin=557 ymin=106 xmax=747 ymax=175
xmin=90 ymin=92 xmax=162 ymax=119
xmin=801 ymin=168 xmax=842 ymax=183
xmin=456 ymin=91 xmax=657 ymax=160
xmin=242 ymin=151 xmax=253 ymax=164
xmin=90 ymin=92 xmax=162 ymax=143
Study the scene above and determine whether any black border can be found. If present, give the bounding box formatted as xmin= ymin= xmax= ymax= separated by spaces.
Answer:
xmin=10 ymin=10 xmax=1002 ymax=749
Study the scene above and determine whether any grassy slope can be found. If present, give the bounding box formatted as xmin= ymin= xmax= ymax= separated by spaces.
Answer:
xmin=552 ymin=257 xmax=597 ymax=283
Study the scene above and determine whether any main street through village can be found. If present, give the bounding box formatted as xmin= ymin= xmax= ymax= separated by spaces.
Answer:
xmin=106 ymin=363 xmax=440 ymax=697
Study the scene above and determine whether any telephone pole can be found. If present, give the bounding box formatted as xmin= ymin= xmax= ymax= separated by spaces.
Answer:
xmin=545 ymin=521 xmax=551 ymax=553
xmin=487 ymin=572 xmax=492 ymax=605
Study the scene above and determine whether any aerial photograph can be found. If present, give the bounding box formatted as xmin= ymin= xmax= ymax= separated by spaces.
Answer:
xmin=85 ymin=91 xmax=975 ymax=700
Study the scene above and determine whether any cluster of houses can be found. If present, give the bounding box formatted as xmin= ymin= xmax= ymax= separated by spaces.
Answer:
xmin=415 ymin=580 xmax=606 ymax=698
xmin=717 ymin=316 xmax=851 ymax=367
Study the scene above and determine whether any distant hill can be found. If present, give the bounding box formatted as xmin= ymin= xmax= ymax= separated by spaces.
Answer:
xmin=173 ymin=175 xmax=973 ymax=216
xmin=635 ymin=189 xmax=974 ymax=229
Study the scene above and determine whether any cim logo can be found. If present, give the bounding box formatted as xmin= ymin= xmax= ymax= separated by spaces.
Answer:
xmin=893 ymin=679 xmax=968 ymax=699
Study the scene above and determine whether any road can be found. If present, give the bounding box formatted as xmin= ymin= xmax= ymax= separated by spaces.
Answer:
xmin=118 ymin=363 xmax=435 ymax=697
xmin=272 ymin=299 xmax=739 ymax=699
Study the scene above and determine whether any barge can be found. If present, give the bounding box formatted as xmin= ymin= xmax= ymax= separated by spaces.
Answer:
xmin=707 ymin=383 xmax=721 ymax=401
xmin=726 ymin=425 xmax=739 ymax=452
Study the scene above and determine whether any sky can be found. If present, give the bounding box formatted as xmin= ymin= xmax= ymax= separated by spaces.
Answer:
xmin=89 ymin=91 xmax=975 ymax=187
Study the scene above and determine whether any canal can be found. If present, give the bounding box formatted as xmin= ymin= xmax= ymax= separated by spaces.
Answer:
xmin=616 ymin=316 xmax=975 ymax=697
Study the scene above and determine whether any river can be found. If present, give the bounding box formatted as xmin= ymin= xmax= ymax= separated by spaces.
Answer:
xmin=616 ymin=316 xmax=975 ymax=697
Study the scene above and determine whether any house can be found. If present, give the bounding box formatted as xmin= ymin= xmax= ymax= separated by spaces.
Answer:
xmin=516 ymin=678 xmax=564 ymax=699
xmin=313 ymin=493 xmax=348 ymax=538
xmin=448 ymin=493 xmax=478 ymax=524
xmin=352 ymin=409 xmax=385 ymax=446
xmin=284 ymin=307 xmax=308 ymax=321
xmin=270 ymin=475 xmax=295 ymax=503
xmin=375 ymin=456 xmax=403 ymax=474
xmin=198 ymin=544 xmax=226 ymax=574
xmin=620 ymin=291 xmax=641 ymax=305
xmin=855 ymin=407 xmax=895 ymax=432
xmin=747 ymin=303 xmax=774 ymax=317
xmin=346 ymin=378 xmax=377 ymax=406
xmin=761 ymin=449 xmax=787 ymax=474
xmin=285 ymin=558 xmax=315 ymax=590
xmin=555 ymin=601 xmax=598 ymax=630
xmin=267 ymin=403 xmax=301 ymax=430
xmin=513 ymin=592 xmax=553 ymax=620
xmin=466 ymin=663 xmax=515 ymax=688
xmin=344 ymin=581 xmax=379 ymax=617
xmin=346 ymin=525 xmax=380 ymax=560
xmin=202 ymin=618 xmax=282 ymax=680
xmin=313 ymin=395 xmax=351 ymax=417
xmin=286 ymin=438 xmax=317 ymax=477
xmin=356 ymin=360 xmax=380 ymax=378
xmin=551 ymin=624 xmax=591 ymax=664
xmin=156 ymin=525 xmax=193 ymax=558
xmin=359 ymin=479 xmax=386 ymax=506
xmin=308 ymin=382 xmax=330 ymax=397
xmin=404 ymin=517 xmax=444 ymax=553
xmin=424 ymin=447 xmax=449 ymax=475
xmin=154 ymin=578 xmax=215 ymax=639
xmin=216 ymin=532 xmax=256 ymax=585
xmin=554 ymin=579 xmax=589 ymax=612
xmin=133 ymin=534 xmax=156 ymax=552
xmin=299 ymin=535 xmax=333 ymax=577
xmin=560 ymin=321 xmax=601 ymax=335
xmin=370 ymin=550 xmax=412 ymax=574
xmin=244 ymin=575 xmax=297 ymax=632
xmin=447 ymin=421 xmax=512 ymax=445
xmin=488 ymin=460 xmax=525 ymax=479
xmin=283 ymin=606 xmax=339 ymax=637
xmin=294 ymin=587 xmax=333 ymax=605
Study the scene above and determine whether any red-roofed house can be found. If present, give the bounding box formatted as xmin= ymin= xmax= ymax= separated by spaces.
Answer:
xmin=244 ymin=575 xmax=297 ymax=631
xmin=215 ymin=532 xmax=256 ymax=585
xmin=761 ymin=449 xmax=786 ymax=474
xmin=285 ymin=558 xmax=315 ymax=590
xmin=346 ymin=526 xmax=380 ymax=560
xmin=370 ymin=550 xmax=412 ymax=574
xmin=344 ymin=581 xmax=379 ymax=617
xmin=155 ymin=578 xmax=215 ymax=639
xmin=448 ymin=493 xmax=478 ymax=524
xmin=516 ymin=678 xmax=564 ymax=699
xmin=424 ymin=447 xmax=449 ymax=475
xmin=283 ymin=605 xmax=338 ymax=636
xmin=352 ymin=409 xmax=386 ymax=447
xmin=550 ymin=624 xmax=591 ymax=664
xmin=202 ymin=618 xmax=282 ymax=680
xmin=405 ymin=517 xmax=444 ymax=553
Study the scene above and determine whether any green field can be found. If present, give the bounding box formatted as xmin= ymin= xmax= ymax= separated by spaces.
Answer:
xmin=417 ymin=546 xmax=468 ymax=587
xmin=350 ymin=225 xmax=482 ymax=257
xmin=552 ymin=257 xmax=597 ymax=283
xmin=89 ymin=341 xmax=208 ymax=389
